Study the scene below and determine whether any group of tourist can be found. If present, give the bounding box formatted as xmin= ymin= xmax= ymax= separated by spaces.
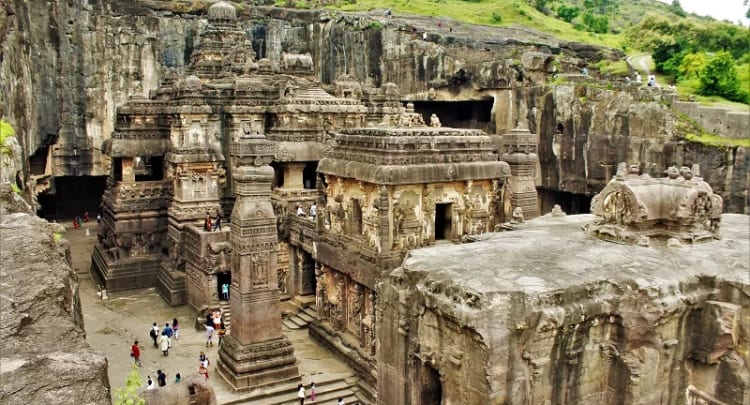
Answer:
xmin=296 ymin=202 xmax=317 ymax=220
xmin=148 ymin=319 xmax=179 ymax=356
xmin=203 ymin=210 xmax=222 ymax=231
xmin=146 ymin=370 xmax=180 ymax=389
xmin=72 ymin=211 xmax=90 ymax=229
xmin=205 ymin=309 xmax=225 ymax=347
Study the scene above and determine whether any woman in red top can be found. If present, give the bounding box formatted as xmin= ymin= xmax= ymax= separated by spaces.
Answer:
xmin=131 ymin=340 xmax=142 ymax=367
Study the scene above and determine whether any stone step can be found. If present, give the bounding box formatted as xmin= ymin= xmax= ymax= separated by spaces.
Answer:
xmin=282 ymin=318 xmax=301 ymax=330
xmin=296 ymin=311 xmax=315 ymax=323
xmin=302 ymin=306 xmax=319 ymax=320
xmin=288 ymin=315 xmax=309 ymax=328
xmin=223 ymin=373 xmax=357 ymax=405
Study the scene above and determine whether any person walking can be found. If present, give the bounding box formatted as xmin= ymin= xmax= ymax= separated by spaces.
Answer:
xmin=337 ymin=398 xmax=345 ymax=405
xmin=157 ymin=369 xmax=166 ymax=387
xmin=198 ymin=352 xmax=210 ymax=380
xmin=150 ymin=322 xmax=160 ymax=347
xmin=205 ymin=323 xmax=215 ymax=347
xmin=172 ymin=318 xmax=180 ymax=340
xmin=297 ymin=384 xmax=306 ymax=405
xmin=310 ymin=382 xmax=316 ymax=402
xmin=163 ymin=323 xmax=173 ymax=348
xmin=130 ymin=340 xmax=142 ymax=367
xmin=146 ymin=376 xmax=155 ymax=390
xmin=213 ymin=210 xmax=222 ymax=231
xmin=175 ymin=373 xmax=181 ymax=383
xmin=159 ymin=332 xmax=170 ymax=356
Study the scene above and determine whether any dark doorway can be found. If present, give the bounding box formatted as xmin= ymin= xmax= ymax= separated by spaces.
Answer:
xmin=412 ymin=99 xmax=494 ymax=133
xmin=418 ymin=362 xmax=443 ymax=405
xmin=37 ymin=176 xmax=107 ymax=220
xmin=217 ymin=272 xmax=231 ymax=302
xmin=303 ymin=162 xmax=317 ymax=189
xmin=270 ymin=162 xmax=284 ymax=188
xmin=537 ymin=188 xmax=592 ymax=215
xmin=134 ymin=156 xmax=165 ymax=181
xmin=351 ymin=198 xmax=363 ymax=235
xmin=434 ymin=203 xmax=452 ymax=240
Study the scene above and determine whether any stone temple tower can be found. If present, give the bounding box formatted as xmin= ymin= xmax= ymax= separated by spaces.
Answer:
xmin=500 ymin=128 xmax=539 ymax=219
xmin=216 ymin=130 xmax=298 ymax=390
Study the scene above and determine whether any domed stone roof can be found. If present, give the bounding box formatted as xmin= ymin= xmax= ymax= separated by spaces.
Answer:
xmin=208 ymin=1 xmax=237 ymax=22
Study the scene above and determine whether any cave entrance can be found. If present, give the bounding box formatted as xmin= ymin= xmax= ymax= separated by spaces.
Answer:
xmin=37 ymin=176 xmax=108 ymax=220
xmin=537 ymin=188 xmax=592 ymax=215
xmin=303 ymin=162 xmax=317 ymax=189
xmin=434 ymin=203 xmax=452 ymax=240
xmin=411 ymin=99 xmax=494 ymax=133
xmin=418 ymin=361 xmax=443 ymax=405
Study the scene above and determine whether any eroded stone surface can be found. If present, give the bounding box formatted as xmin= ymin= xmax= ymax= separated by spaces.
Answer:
xmin=0 ymin=208 xmax=110 ymax=404
xmin=379 ymin=214 xmax=749 ymax=405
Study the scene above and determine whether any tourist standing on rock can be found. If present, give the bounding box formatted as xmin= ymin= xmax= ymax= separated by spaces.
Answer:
xmin=221 ymin=283 xmax=229 ymax=301
xmin=163 ymin=322 xmax=173 ymax=348
xmin=160 ymin=331 xmax=170 ymax=356
xmin=337 ymin=398 xmax=345 ymax=405
xmin=213 ymin=210 xmax=222 ymax=231
xmin=204 ymin=211 xmax=212 ymax=231
xmin=297 ymin=384 xmax=306 ymax=405
xmin=130 ymin=340 xmax=142 ymax=367
xmin=146 ymin=376 xmax=154 ymax=389
xmin=150 ymin=322 xmax=160 ymax=347
xmin=175 ymin=372 xmax=181 ymax=383
xmin=310 ymin=382 xmax=316 ymax=401
xmin=172 ymin=318 xmax=180 ymax=340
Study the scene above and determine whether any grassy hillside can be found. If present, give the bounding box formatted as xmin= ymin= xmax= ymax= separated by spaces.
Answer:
xmin=290 ymin=0 xmax=735 ymax=50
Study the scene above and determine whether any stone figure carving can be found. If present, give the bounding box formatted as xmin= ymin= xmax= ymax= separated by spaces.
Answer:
xmin=430 ymin=113 xmax=442 ymax=127
xmin=511 ymin=207 xmax=525 ymax=224
xmin=550 ymin=204 xmax=566 ymax=217
xmin=277 ymin=268 xmax=288 ymax=294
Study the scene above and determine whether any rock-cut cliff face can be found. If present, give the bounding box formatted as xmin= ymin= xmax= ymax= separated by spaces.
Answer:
xmin=535 ymin=84 xmax=750 ymax=213
xmin=1 ymin=0 xmax=746 ymax=213
xmin=0 ymin=202 xmax=110 ymax=404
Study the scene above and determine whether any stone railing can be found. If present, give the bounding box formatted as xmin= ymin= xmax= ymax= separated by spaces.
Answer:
xmin=103 ymin=180 xmax=172 ymax=211
xmin=287 ymin=213 xmax=317 ymax=252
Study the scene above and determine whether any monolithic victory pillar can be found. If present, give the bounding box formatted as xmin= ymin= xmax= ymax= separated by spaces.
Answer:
xmin=216 ymin=131 xmax=298 ymax=390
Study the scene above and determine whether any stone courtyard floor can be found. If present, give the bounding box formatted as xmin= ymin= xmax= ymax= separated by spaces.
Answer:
xmin=66 ymin=220 xmax=354 ymax=404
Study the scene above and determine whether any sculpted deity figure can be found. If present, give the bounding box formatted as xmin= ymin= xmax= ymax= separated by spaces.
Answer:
xmin=430 ymin=113 xmax=442 ymax=128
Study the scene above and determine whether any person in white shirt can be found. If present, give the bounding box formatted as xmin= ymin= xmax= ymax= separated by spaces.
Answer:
xmin=310 ymin=203 xmax=317 ymax=220
xmin=296 ymin=205 xmax=306 ymax=217
xmin=297 ymin=384 xmax=306 ymax=405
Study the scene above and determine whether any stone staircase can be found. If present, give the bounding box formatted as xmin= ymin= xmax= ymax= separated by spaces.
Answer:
xmin=282 ymin=305 xmax=318 ymax=330
xmin=222 ymin=372 xmax=370 ymax=405
xmin=218 ymin=301 xmax=231 ymax=331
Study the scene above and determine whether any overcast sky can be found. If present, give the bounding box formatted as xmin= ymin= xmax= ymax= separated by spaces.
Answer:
xmin=656 ymin=0 xmax=750 ymax=25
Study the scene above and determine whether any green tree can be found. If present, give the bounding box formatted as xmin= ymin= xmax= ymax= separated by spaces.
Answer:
xmin=0 ymin=119 xmax=16 ymax=156
xmin=669 ymin=0 xmax=686 ymax=17
xmin=679 ymin=52 xmax=707 ymax=78
xmin=557 ymin=5 xmax=580 ymax=23
xmin=699 ymin=51 xmax=742 ymax=101
xmin=113 ymin=366 xmax=145 ymax=405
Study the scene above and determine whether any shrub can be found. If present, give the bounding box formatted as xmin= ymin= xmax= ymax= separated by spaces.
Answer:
xmin=699 ymin=51 xmax=743 ymax=102
xmin=490 ymin=12 xmax=502 ymax=24
xmin=556 ymin=5 xmax=580 ymax=23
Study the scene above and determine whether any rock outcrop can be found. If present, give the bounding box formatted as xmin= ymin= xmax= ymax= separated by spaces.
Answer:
xmin=378 ymin=214 xmax=750 ymax=405
xmin=0 ymin=201 xmax=110 ymax=404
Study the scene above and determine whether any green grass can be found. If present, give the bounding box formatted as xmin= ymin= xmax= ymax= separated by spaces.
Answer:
xmin=676 ymin=77 xmax=750 ymax=110
xmin=684 ymin=133 xmax=750 ymax=148
xmin=595 ymin=59 xmax=629 ymax=77
xmin=325 ymin=0 xmax=625 ymax=48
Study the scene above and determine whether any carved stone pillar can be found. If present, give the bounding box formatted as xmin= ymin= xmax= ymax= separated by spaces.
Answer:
xmin=500 ymin=128 xmax=539 ymax=219
xmin=216 ymin=130 xmax=298 ymax=391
